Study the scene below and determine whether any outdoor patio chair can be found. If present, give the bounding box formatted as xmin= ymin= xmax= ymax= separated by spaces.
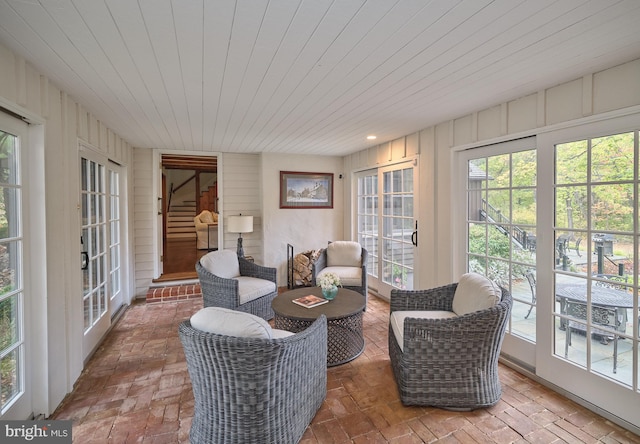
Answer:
xmin=388 ymin=273 xmax=512 ymax=409
xmin=311 ymin=241 xmax=368 ymax=306
xmin=179 ymin=307 xmax=327 ymax=444
xmin=525 ymin=271 xmax=536 ymax=319
xmin=196 ymin=249 xmax=277 ymax=320
xmin=573 ymin=237 xmax=582 ymax=257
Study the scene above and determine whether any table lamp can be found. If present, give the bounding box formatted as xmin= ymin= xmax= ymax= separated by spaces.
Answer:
xmin=227 ymin=214 xmax=253 ymax=257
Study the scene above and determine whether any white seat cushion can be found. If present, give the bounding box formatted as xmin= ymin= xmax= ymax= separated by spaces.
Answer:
xmin=200 ymin=250 xmax=240 ymax=278
xmin=191 ymin=307 xmax=272 ymax=338
xmin=236 ymin=276 xmax=277 ymax=305
xmin=327 ymin=241 xmax=362 ymax=267
xmin=452 ymin=272 xmax=501 ymax=316
xmin=317 ymin=266 xmax=362 ymax=287
xmin=271 ymin=329 xmax=295 ymax=339
xmin=390 ymin=311 xmax=458 ymax=351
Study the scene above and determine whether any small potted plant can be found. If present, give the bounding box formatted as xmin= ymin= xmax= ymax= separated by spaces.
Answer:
xmin=317 ymin=272 xmax=341 ymax=300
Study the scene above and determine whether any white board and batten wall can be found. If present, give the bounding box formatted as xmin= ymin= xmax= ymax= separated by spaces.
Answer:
xmin=0 ymin=42 xmax=134 ymax=415
xmin=221 ymin=153 xmax=263 ymax=261
xmin=343 ymin=57 xmax=640 ymax=290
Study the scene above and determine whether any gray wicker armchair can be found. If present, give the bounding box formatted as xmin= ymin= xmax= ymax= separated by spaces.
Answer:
xmin=311 ymin=241 xmax=368 ymax=305
xmin=389 ymin=282 xmax=512 ymax=410
xmin=179 ymin=315 xmax=327 ymax=444
xmin=196 ymin=249 xmax=277 ymax=320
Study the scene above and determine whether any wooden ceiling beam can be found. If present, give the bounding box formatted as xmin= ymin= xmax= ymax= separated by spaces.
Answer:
xmin=162 ymin=155 xmax=217 ymax=171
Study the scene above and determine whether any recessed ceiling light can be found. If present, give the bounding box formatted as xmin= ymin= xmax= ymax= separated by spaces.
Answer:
xmin=366 ymin=135 xmax=377 ymax=140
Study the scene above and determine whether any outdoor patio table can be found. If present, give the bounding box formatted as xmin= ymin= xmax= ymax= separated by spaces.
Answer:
xmin=272 ymin=287 xmax=365 ymax=367
xmin=556 ymin=283 xmax=633 ymax=373
xmin=556 ymin=283 xmax=632 ymax=331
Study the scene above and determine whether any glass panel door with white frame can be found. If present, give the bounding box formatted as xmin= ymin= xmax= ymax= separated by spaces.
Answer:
xmin=80 ymin=151 xmax=124 ymax=359
xmin=0 ymin=114 xmax=30 ymax=419
xmin=466 ymin=146 xmax=537 ymax=342
xmin=356 ymin=170 xmax=379 ymax=289
xmin=554 ymin=131 xmax=637 ymax=386
xmin=109 ymin=169 xmax=122 ymax=318
xmin=356 ymin=162 xmax=417 ymax=298
xmin=81 ymin=155 xmax=108 ymax=357
xmin=381 ymin=166 xmax=415 ymax=293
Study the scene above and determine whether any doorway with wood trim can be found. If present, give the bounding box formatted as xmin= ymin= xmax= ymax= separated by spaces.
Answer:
xmin=157 ymin=154 xmax=218 ymax=282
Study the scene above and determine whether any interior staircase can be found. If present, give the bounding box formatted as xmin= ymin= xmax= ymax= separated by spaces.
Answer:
xmin=166 ymin=200 xmax=196 ymax=239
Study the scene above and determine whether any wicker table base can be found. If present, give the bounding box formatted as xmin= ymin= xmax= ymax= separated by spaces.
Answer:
xmin=272 ymin=287 xmax=365 ymax=366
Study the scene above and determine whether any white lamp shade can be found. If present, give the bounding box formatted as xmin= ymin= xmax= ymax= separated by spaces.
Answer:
xmin=227 ymin=215 xmax=253 ymax=234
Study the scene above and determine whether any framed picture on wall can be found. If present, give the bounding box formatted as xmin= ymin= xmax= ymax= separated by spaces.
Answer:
xmin=280 ymin=171 xmax=334 ymax=209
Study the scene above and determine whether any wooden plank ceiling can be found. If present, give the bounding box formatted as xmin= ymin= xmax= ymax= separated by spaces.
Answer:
xmin=0 ymin=0 xmax=639 ymax=156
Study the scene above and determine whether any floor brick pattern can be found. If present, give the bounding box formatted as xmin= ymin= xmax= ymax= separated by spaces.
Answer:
xmin=51 ymin=293 xmax=639 ymax=443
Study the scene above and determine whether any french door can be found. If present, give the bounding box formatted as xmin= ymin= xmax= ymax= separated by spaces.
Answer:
xmin=460 ymin=117 xmax=640 ymax=429
xmin=0 ymin=113 xmax=30 ymax=419
xmin=356 ymin=170 xmax=379 ymax=291
xmin=80 ymin=149 xmax=123 ymax=359
xmin=356 ymin=160 xmax=417 ymax=298
xmin=108 ymin=169 xmax=123 ymax=317
xmin=537 ymin=119 xmax=639 ymax=428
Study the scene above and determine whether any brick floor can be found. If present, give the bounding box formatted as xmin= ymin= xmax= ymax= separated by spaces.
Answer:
xmin=51 ymin=294 xmax=639 ymax=443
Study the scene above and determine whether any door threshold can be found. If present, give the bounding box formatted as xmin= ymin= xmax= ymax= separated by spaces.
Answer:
xmin=153 ymin=271 xmax=198 ymax=283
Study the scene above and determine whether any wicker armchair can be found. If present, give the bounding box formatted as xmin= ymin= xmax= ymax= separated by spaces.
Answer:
xmin=311 ymin=241 xmax=368 ymax=305
xmin=389 ymin=282 xmax=512 ymax=410
xmin=196 ymin=250 xmax=277 ymax=320
xmin=179 ymin=315 xmax=327 ymax=444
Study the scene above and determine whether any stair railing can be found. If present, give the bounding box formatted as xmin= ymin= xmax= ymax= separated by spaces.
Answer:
xmin=480 ymin=199 xmax=532 ymax=250
xmin=167 ymin=174 xmax=196 ymax=212
xmin=167 ymin=183 xmax=174 ymax=212
xmin=173 ymin=174 xmax=195 ymax=194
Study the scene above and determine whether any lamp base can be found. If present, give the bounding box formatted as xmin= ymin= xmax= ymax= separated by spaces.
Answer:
xmin=236 ymin=236 xmax=244 ymax=257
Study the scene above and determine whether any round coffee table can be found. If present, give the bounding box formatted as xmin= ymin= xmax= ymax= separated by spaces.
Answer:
xmin=272 ymin=287 xmax=365 ymax=366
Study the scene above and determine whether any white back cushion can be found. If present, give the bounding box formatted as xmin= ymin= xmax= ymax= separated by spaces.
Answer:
xmin=200 ymin=250 xmax=240 ymax=278
xmin=191 ymin=307 xmax=272 ymax=339
xmin=327 ymin=241 xmax=362 ymax=267
xmin=452 ymin=272 xmax=501 ymax=316
xmin=271 ymin=329 xmax=295 ymax=339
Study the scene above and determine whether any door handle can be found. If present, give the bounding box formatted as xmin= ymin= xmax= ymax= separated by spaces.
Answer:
xmin=411 ymin=221 xmax=418 ymax=246
xmin=81 ymin=252 xmax=89 ymax=270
